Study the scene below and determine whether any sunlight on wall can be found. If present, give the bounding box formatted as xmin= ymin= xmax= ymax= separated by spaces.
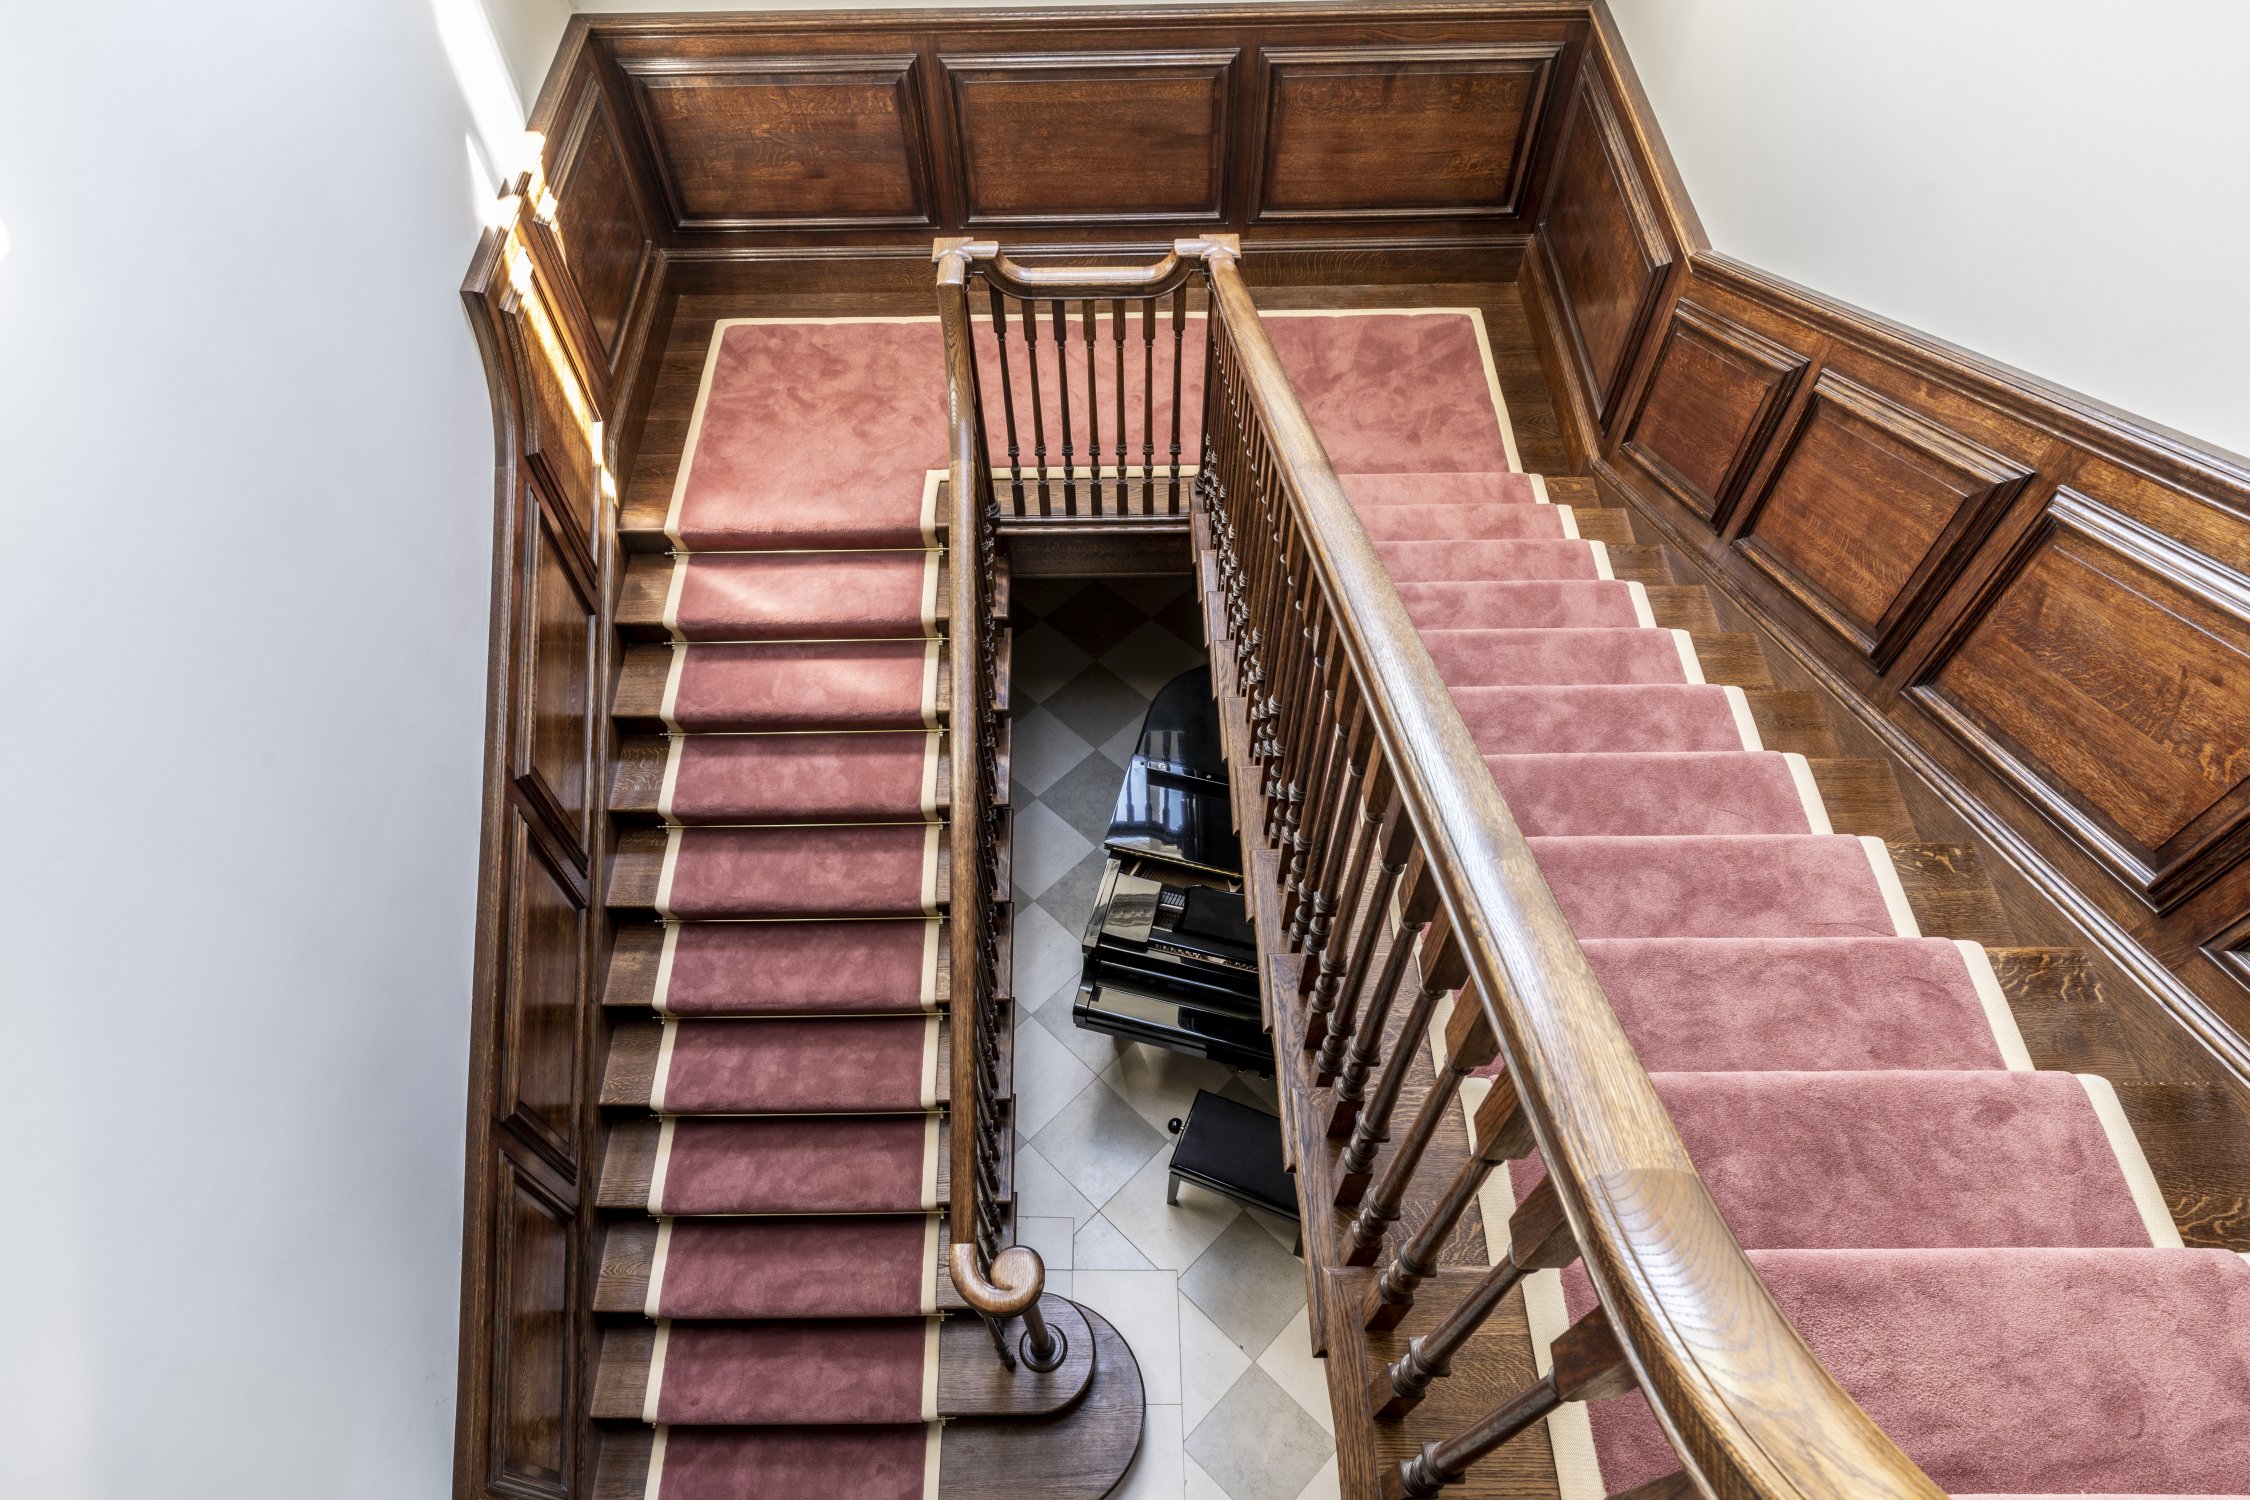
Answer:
xmin=434 ymin=0 xmax=537 ymax=200
xmin=0 ymin=215 xmax=11 ymax=266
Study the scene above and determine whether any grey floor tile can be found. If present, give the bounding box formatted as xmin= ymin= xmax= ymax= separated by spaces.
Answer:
xmin=1072 ymin=1269 xmax=1182 ymax=1404
xmin=1011 ymin=1017 xmax=1098 ymax=1139
xmin=1013 ymin=1137 xmax=1099 ymax=1230
xmin=1155 ymin=589 xmax=1208 ymax=649
xmin=1012 ymin=800 xmax=1096 ymax=902
xmin=1103 ymin=1042 xmax=1236 ymax=1135
xmin=1033 ymin=983 xmax=1130 ymax=1072
xmin=1012 ymin=902 xmax=1087 ymax=1011
xmin=1010 ymin=620 xmax=1093 ymax=704
xmin=1074 ymin=1212 xmax=1157 ymax=1271
xmin=1012 ymin=705 xmax=1097 ymax=795
xmin=1179 ymin=1215 xmax=1309 ymax=1359
xmin=1034 ymin=843 xmax=1114 ymax=935
xmin=1028 ymin=1073 xmax=1168 ymax=1206
xmin=1044 ymin=581 xmax=1146 ymax=655
xmin=1044 ymin=661 xmax=1153 ymax=747
xmin=1103 ymin=715 xmax=1146 ymax=767
xmin=1105 ymin=616 xmax=1208 ymax=697
xmin=1184 ymin=1365 xmax=1331 ymax=1500
xmin=1104 ymin=1142 xmax=1241 ymax=1272
xmin=1039 ymin=752 xmax=1133 ymax=841
xmin=1110 ymin=575 xmax=1198 ymax=616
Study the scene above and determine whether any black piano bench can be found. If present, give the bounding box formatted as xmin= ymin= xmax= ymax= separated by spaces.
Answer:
xmin=1166 ymin=1090 xmax=1302 ymax=1255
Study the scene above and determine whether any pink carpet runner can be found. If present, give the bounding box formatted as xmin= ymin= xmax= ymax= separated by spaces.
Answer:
xmin=627 ymin=308 xmax=1517 ymax=1499
xmin=1340 ymin=453 xmax=2250 ymax=1493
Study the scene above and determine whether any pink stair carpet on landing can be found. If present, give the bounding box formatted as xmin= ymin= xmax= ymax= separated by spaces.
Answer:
xmin=652 ymin=1320 xmax=930 ymax=1425
xmin=654 ymin=1217 xmax=934 ymax=1319
xmin=667 ymin=552 xmax=934 ymax=641
xmin=655 ymin=920 xmax=936 ymax=1016
xmin=659 ymin=1017 xmax=934 ymax=1114
xmin=655 ymin=1117 xmax=934 ymax=1215
xmin=660 ymin=824 xmax=933 ymax=919
xmin=663 ymin=642 xmax=935 ymax=732
xmin=665 ymin=733 xmax=937 ymax=823
xmin=653 ymin=1425 xmax=929 ymax=1500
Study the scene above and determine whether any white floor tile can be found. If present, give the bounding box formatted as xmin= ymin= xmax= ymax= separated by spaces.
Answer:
xmin=1016 ymin=1214 xmax=1074 ymax=1272
xmin=1291 ymin=1454 xmax=1340 ymax=1500
xmin=1013 ymin=800 xmax=1095 ymax=900
xmin=1012 ymin=902 xmax=1086 ymax=1011
xmin=1255 ymin=1307 xmax=1335 ymax=1435
xmin=1104 ymin=1143 xmax=1241 ymax=1271
xmin=1178 ymin=1294 xmax=1252 ymax=1431
xmin=1011 ymin=1019 xmax=1097 ymax=1139
xmin=1075 ymin=1212 xmax=1157 ymax=1271
xmin=1101 ymin=1042 xmax=1236 ymax=1135
xmin=1185 ymin=1455 xmax=1231 ymax=1500
xmin=1111 ymin=1403 xmax=1184 ymax=1500
xmin=1072 ymin=1269 xmax=1182 ymax=1404
xmin=1013 ymin=1137 xmax=1099 ymax=1230
xmin=1012 ymin=705 xmax=1098 ymax=795
xmin=1029 ymin=1073 xmax=1169 ymax=1206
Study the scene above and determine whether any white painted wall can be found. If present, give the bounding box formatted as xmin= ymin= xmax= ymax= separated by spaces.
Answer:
xmin=1607 ymin=0 xmax=2250 ymax=458
xmin=0 ymin=2 xmax=552 ymax=1494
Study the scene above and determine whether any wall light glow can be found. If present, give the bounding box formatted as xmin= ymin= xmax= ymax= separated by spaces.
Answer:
xmin=0 ymin=215 xmax=11 ymax=266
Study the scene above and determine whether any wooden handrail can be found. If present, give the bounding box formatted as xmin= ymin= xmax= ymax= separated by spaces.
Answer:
xmin=1198 ymin=251 xmax=1943 ymax=1499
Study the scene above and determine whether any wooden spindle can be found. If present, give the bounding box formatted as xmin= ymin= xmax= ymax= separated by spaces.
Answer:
xmin=1141 ymin=297 xmax=1156 ymax=504
xmin=1169 ymin=287 xmax=1187 ymax=510
xmin=1082 ymin=300 xmax=1102 ymax=515
xmin=1334 ymin=917 xmax=1469 ymax=1208
xmin=1340 ymin=989 xmax=1499 ymax=1264
xmin=1382 ymin=1308 xmax=1636 ymax=1500
xmin=1315 ymin=778 xmax=1414 ymax=1083
xmin=1369 ymin=1176 xmax=1575 ymax=1417
xmin=1363 ymin=1074 xmax=1542 ymax=1332
xmin=986 ymin=285 xmax=1025 ymax=515
xmin=1051 ymin=298 xmax=1076 ymax=514
xmin=1112 ymin=297 xmax=1127 ymax=511
xmin=1301 ymin=744 xmax=1390 ymax=1055
xmin=1328 ymin=855 xmax=1437 ymax=1140
xmin=1020 ymin=296 xmax=1050 ymax=515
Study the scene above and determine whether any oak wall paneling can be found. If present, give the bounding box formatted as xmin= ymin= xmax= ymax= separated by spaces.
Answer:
xmin=1618 ymin=297 xmax=1803 ymax=522
xmin=486 ymin=1143 xmax=578 ymax=1500
xmin=1730 ymin=368 xmax=2033 ymax=666
xmin=1250 ymin=43 xmax=1560 ymax=221
xmin=942 ymin=49 xmax=1237 ymax=225
xmin=548 ymin=75 xmax=659 ymax=370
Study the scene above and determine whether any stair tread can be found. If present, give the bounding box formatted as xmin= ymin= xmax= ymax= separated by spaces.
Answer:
xmin=613 ymin=731 xmax=952 ymax=821
xmin=619 ymin=550 xmax=951 ymax=641
xmin=614 ymin=641 xmax=962 ymax=730
xmin=592 ymin=1297 xmax=1093 ymax=1423
xmin=598 ymin=1217 xmax=970 ymax=1317
xmin=603 ymin=920 xmax=951 ymax=1015
xmin=1523 ymin=832 xmax=1904 ymax=941
xmin=602 ymin=1015 xmax=969 ymax=1112
xmin=608 ymin=824 xmax=951 ymax=918
xmin=598 ymin=1115 xmax=964 ymax=1215
xmin=1982 ymin=948 xmax=2141 ymax=1079
xmin=1481 ymin=749 xmax=1820 ymax=837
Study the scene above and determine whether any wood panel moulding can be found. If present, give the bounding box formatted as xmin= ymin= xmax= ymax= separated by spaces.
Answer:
xmin=1618 ymin=297 xmax=1804 ymax=522
xmin=487 ymin=1143 xmax=578 ymax=1500
xmin=1914 ymin=488 xmax=2250 ymax=910
xmin=1536 ymin=72 xmax=1673 ymax=426
xmin=498 ymin=802 xmax=591 ymax=1176
xmin=618 ymin=52 xmax=938 ymax=230
xmin=548 ymin=76 xmax=657 ymax=366
xmin=1732 ymin=369 xmax=2033 ymax=665
xmin=516 ymin=485 xmax=599 ymax=862
xmin=1250 ymin=43 xmax=1560 ymax=221
xmin=942 ymin=49 xmax=1236 ymax=225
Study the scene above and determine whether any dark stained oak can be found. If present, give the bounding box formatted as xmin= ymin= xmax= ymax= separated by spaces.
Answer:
xmin=1620 ymin=299 xmax=1803 ymax=523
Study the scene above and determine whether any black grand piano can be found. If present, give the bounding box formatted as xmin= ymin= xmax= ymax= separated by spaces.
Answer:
xmin=1072 ymin=666 xmax=1274 ymax=1073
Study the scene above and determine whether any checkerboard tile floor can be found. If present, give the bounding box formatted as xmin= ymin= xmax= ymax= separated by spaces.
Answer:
xmin=1007 ymin=576 xmax=1340 ymax=1500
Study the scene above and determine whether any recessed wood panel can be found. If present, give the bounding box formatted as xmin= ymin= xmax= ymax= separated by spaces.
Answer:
xmin=1539 ymin=78 xmax=1671 ymax=422
xmin=943 ymin=51 xmax=1233 ymax=224
xmin=1919 ymin=491 xmax=2250 ymax=903
xmin=517 ymin=313 xmax=597 ymax=550
xmin=550 ymin=83 xmax=653 ymax=362
xmin=1735 ymin=371 xmax=2031 ymax=663
xmin=487 ymin=1150 xmax=574 ymax=1500
xmin=1253 ymin=44 xmax=1558 ymax=220
xmin=620 ymin=54 xmax=933 ymax=228
xmin=499 ymin=810 xmax=587 ymax=1171
xmin=516 ymin=492 xmax=596 ymax=857
xmin=1620 ymin=300 xmax=1805 ymax=522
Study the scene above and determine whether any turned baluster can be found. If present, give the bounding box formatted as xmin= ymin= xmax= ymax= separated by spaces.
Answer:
xmin=1305 ymin=751 xmax=1386 ymax=1056
xmin=1287 ymin=671 xmax=1362 ymax=948
xmin=1315 ymin=779 xmax=1412 ymax=1083
xmin=1340 ymin=988 xmax=1499 ymax=1264
xmin=1081 ymin=300 xmax=1103 ymax=516
xmin=1334 ymin=912 xmax=1464 ymax=1203
xmin=1197 ymin=287 xmax=1219 ymax=481
xmin=985 ymin=286 xmax=1026 ymax=515
xmin=1169 ymin=286 xmax=1187 ymax=509
xmin=1299 ymin=725 xmax=1386 ymax=1059
xmin=1019 ymin=297 xmax=1050 ymax=515
xmin=1109 ymin=298 xmax=1127 ymax=513
xmin=1370 ymin=1177 xmax=1575 ymax=1418
xmin=1329 ymin=856 xmax=1436 ymax=1139
xmin=1364 ymin=1074 xmax=1542 ymax=1331
xmin=1383 ymin=1307 xmax=1636 ymax=1500
xmin=1050 ymin=298 xmax=1076 ymax=514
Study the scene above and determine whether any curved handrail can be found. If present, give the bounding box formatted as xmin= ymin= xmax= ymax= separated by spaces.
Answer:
xmin=1198 ymin=252 xmax=1940 ymax=1499
xmin=963 ymin=239 xmax=1221 ymax=300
